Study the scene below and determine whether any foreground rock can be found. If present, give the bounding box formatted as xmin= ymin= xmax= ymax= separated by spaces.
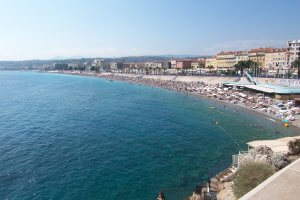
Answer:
xmin=217 ymin=182 xmax=236 ymax=200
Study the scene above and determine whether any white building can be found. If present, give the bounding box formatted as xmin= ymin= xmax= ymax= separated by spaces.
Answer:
xmin=110 ymin=62 xmax=123 ymax=70
xmin=171 ymin=60 xmax=177 ymax=69
xmin=145 ymin=62 xmax=163 ymax=69
xmin=287 ymin=40 xmax=300 ymax=65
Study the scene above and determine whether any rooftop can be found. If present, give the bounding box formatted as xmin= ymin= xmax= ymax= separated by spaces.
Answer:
xmin=217 ymin=51 xmax=248 ymax=56
xmin=223 ymin=82 xmax=300 ymax=94
xmin=249 ymin=48 xmax=287 ymax=53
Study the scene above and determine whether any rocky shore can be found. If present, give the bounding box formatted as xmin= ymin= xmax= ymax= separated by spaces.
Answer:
xmin=188 ymin=136 xmax=300 ymax=200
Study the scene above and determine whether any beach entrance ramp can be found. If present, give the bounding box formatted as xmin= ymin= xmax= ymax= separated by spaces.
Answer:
xmin=245 ymin=71 xmax=258 ymax=85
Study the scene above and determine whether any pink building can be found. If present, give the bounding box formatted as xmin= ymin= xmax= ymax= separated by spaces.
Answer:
xmin=175 ymin=60 xmax=193 ymax=69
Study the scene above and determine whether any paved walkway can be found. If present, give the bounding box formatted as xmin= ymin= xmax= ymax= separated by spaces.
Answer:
xmin=240 ymin=158 xmax=300 ymax=200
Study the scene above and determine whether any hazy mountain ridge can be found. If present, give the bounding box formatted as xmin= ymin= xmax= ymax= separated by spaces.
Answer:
xmin=0 ymin=55 xmax=208 ymax=69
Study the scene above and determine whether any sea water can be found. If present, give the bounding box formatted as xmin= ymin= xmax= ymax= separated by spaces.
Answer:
xmin=0 ymin=71 xmax=298 ymax=199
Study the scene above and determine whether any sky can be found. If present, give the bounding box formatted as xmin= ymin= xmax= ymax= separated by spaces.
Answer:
xmin=0 ymin=0 xmax=299 ymax=60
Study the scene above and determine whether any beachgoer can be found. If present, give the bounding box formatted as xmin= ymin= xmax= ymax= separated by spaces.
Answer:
xmin=207 ymin=176 xmax=211 ymax=188
xmin=157 ymin=191 xmax=165 ymax=200
xmin=206 ymin=176 xmax=211 ymax=196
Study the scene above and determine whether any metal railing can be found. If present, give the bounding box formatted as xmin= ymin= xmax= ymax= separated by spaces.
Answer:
xmin=232 ymin=150 xmax=249 ymax=168
xmin=232 ymin=154 xmax=239 ymax=166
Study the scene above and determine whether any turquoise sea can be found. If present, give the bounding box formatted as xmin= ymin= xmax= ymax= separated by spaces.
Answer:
xmin=0 ymin=71 xmax=298 ymax=200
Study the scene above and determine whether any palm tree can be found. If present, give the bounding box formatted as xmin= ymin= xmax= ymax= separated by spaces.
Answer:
xmin=234 ymin=61 xmax=247 ymax=76
xmin=291 ymin=59 xmax=300 ymax=79
xmin=234 ymin=62 xmax=242 ymax=76
xmin=248 ymin=60 xmax=260 ymax=77
xmin=234 ymin=60 xmax=257 ymax=77
xmin=207 ymin=65 xmax=214 ymax=73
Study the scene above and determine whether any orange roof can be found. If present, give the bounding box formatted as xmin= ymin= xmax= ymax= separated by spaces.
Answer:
xmin=217 ymin=51 xmax=247 ymax=55
xmin=250 ymin=48 xmax=287 ymax=53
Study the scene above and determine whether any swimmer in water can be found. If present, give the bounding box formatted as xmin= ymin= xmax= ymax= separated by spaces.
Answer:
xmin=215 ymin=120 xmax=218 ymax=125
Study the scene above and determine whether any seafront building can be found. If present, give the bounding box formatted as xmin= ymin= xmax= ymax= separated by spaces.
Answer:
xmin=145 ymin=62 xmax=163 ymax=69
xmin=110 ymin=62 xmax=123 ymax=70
xmin=235 ymin=51 xmax=249 ymax=63
xmin=145 ymin=61 xmax=171 ymax=69
xmin=191 ymin=59 xmax=205 ymax=69
xmin=248 ymin=48 xmax=271 ymax=70
xmin=175 ymin=60 xmax=193 ymax=69
xmin=170 ymin=59 xmax=205 ymax=69
xmin=47 ymin=39 xmax=299 ymax=76
xmin=215 ymin=51 xmax=249 ymax=71
xmin=216 ymin=51 xmax=237 ymax=71
xmin=287 ymin=40 xmax=300 ymax=65
xmin=210 ymin=46 xmax=294 ymax=74
xmin=264 ymin=49 xmax=289 ymax=70
xmin=205 ymin=57 xmax=218 ymax=68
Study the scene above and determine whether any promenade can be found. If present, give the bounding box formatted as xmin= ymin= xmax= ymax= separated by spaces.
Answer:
xmin=240 ymin=158 xmax=300 ymax=200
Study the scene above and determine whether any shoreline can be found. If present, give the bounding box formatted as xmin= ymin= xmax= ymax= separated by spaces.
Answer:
xmin=40 ymin=70 xmax=300 ymax=199
xmin=46 ymin=70 xmax=300 ymax=130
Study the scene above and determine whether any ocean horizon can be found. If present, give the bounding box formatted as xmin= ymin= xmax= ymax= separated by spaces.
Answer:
xmin=0 ymin=71 xmax=298 ymax=200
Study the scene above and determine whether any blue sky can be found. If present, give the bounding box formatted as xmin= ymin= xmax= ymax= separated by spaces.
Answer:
xmin=0 ymin=0 xmax=299 ymax=60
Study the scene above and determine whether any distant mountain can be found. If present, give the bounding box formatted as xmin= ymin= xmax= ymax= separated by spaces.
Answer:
xmin=107 ymin=56 xmax=170 ymax=63
xmin=0 ymin=54 xmax=210 ymax=70
xmin=157 ymin=54 xmax=203 ymax=58
xmin=50 ymin=56 xmax=86 ymax=60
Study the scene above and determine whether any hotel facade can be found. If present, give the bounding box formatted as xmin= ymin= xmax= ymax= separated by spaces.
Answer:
xmin=264 ymin=49 xmax=289 ymax=70
xmin=207 ymin=44 xmax=296 ymax=73
xmin=287 ymin=40 xmax=300 ymax=65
